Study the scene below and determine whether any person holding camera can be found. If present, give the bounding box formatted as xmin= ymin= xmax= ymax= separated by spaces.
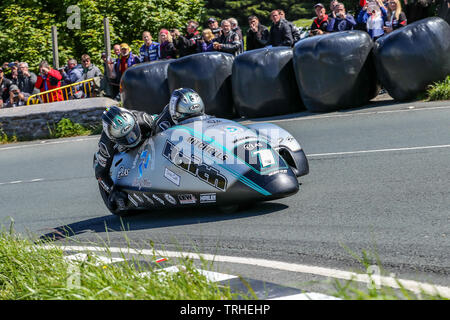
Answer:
xmin=172 ymin=20 xmax=202 ymax=57
xmin=7 ymin=84 xmax=26 ymax=107
xmin=357 ymin=0 xmax=388 ymax=39
xmin=310 ymin=3 xmax=330 ymax=36
xmin=207 ymin=18 xmax=222 ymax=38
xmin=0 ymin=67 xmax=12 ymax=108
xmin=34 ymin=60 xmax=63 ymax=103
xmin=327 ymin=3 xmax=357 ymax=32
xmin=246 ymin=15 xmax=269 ymax=51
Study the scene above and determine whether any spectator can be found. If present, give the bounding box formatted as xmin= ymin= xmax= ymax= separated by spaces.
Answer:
xmin=310 ymin=3 xmax=330 ymax=36
xmin=246 ymin=15 xmax=270 ymax=51
xmin=357 ymin=0 xmax=388 ymax=39
xmin=158 ymin=29 xmax=176 ymax=59
xmin=329 ymin=0 xmax=340 ymax=18
xmin=7 ymin=64 xmax=19 ymax=86
xmin=61 ymin=59 xmax=82 ymax=86
xmin=269 ymin=10 xmax=294 ymax=47
xmin=197 ymin=28 xmax=216 ymax=52
xmin=17 ymin=62 xmax=37 ymax=99
xmin=108 ymin=44 xmax=122 ymax=99
xmin=278 ymin=9 xmax=301 ymax=44
xmin=34 ymin=60 xmax=63 ymax=103
xmin=207 ymin=17 xmax=222 ymax=38
xmin=384 ymin=0 xmax=407 ymax=34
xmin=80 ymin=54 xmax=102 ymax=80
xmin=7 ymin=84 xmax=26 ymax=107
xmin=213 ymin=19 xmax=242 ymax=56
xmin=112 ymin=44 xmax=121 ymax=58
xmin=0 ymin=67 xmax=12 ymax=108
xmin=228 ymin=17 xmax=244 ymax=54
xmin=327 ymin=3 xmax=357 ymax=32
xmin=114 ymin=43 xmax=140 ymax=82
xmin=437 ymin=0 xmax=450 ymax=25
xmin=172 ymin=20 xmax=202 ymax=57
xmin=79 ymin=54 xmax=102 ymax=98
xmin=139 ymin=31 xmax=160 ymax=62
xmin=404 ymin=0 xmax=432 ymax=23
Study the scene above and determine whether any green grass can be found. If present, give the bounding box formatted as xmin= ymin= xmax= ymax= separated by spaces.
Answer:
xmin=426 ymin=75 xmax=450 ymax=101
xmin=0 ymin=227 xmax=240 ymax=300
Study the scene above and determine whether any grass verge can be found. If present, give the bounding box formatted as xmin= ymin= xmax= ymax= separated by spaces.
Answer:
xmin=0 ymin=227 xmax=239 ymax=300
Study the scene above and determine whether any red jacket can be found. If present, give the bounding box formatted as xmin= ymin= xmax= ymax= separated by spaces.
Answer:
xmin=35 ymin=68 xmax=63 ymax=103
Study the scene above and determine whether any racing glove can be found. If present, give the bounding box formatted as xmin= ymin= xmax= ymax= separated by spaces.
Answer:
xmin=107 ymin=186 xmax=128 ymax=211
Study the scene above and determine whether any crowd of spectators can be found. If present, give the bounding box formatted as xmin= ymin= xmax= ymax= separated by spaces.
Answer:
xmin=0 ymin=1 xmax=441 ymax=108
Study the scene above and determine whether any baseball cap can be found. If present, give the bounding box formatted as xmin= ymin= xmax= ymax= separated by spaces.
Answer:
xmin=314 ymin=3 xmax=325 ymax=8
xmin=120 ymin=43 xmax=130 ymax=50
xmin=10 ymin=84 xmax=19 ymax=91
xmin=207 ymin=17 xmax=217 ymax=23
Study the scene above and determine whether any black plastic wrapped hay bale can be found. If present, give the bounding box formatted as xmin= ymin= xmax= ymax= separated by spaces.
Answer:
xmin=232 ymin=47 xmax=304 ymax=118
xmin=293 ymin=30 xmax=379 ymax=112
xmin=120 ymin=60 xmax=173 ymax=114
xmin=374 ymin=17 xmax=450 ymax=101
xmin=168 ymin=52 xmax=235 ymax=119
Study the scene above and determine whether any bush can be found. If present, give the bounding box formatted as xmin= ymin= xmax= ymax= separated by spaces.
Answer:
xmin=426 ymin=75 xmax=450 ymax=101
xmin=50 ymin=118 xmax=92 ymax=138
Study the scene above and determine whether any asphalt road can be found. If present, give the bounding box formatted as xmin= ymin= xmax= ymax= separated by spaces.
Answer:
xmin=1 ymin=100 xmax=449 ymax=295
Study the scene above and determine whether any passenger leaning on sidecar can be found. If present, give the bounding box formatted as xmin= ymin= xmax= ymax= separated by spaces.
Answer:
xmin=94 ymin=88 xmax=205 ymax=211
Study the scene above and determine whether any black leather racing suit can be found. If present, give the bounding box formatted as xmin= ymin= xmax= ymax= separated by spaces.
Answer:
xmin=94 ymin=107 xmax=175 ymax=209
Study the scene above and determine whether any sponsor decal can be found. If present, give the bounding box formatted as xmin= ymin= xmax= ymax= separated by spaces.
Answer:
xmin=152 ymin=194 xmax=165 ymax=205
xmin=95 ymin=153 xmax=107 ymax=168
xmin=132 ymin=193 xmax=144 ymax=203
xmin=207 ymin=119 xmax=222 ymax=124
xmin=163 ymin=141 xmax=227 ymax=191
xmin=159 ymin=120 xmax=171 ymax=131
xmin=164 ymin=194 xmax=177 ymax=205
xmin=138 ymin=150 xmax=151 ymax=178
xmin=128 ymin=194 xmax=139 ymax=207
xmin=268 ymin=169 xmax=288 ymax=176
xmin=252 ymin=149 xmax=276 ymax=168
xmin=142 ymin=193 xmax=155 ymax=205
xmin=243 ymin=141 xmax=263 ymax=151
xmin=164 ymin=167 xmax=180 ymax=186
xmin=187 ymin=136 xmax=228 ymax=161
xmin=132 ymin=177 xmax=152 ymax=190
xmin=99 ymin=142 xmax=111 ymax=158
xmin=178 ymin=194 xmax=197 ymax=205
xmin=200 ymin=193 xmax=216 ymax=203
xmin=117 ymin=166 xmax=130 ymax=179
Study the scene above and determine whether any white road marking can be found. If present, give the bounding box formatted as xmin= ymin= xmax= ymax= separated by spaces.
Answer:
xmin=64 ymin=253 xmax=125 ymax=266
xmin=307 ymin=144 xmax=450 ymax=158
xmin=243 ymin=105 xmax=450 ymax=124
xmin=42 ymin=245 xmax=450 ymax=299
xmin=0 ymin=137 xmax=98 ymax=152
xmin=0 ymin=178 xmax=45 ymax=186
xmin=270 ymin=293 xmax=340 ymax=300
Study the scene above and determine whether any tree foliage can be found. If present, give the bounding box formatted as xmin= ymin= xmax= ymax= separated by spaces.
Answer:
xmin=0 ymin=0 xmax=205 ymax=72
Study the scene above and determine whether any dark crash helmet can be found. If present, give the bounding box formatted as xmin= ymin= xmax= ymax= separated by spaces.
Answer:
xmin=102 ymin=106 xmax=142 ymax=148
xmin=169 ymin=88 xmax=205 ymax=124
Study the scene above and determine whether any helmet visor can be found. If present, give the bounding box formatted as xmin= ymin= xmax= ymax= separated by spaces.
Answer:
xmin=114 ymin=123 xmax=141 ymax=147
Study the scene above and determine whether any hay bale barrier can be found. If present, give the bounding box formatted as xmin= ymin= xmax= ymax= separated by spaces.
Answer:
xmin=121 ymin=60 xmax=173 ymax=114
xmin=374 ymin=17 xmax=450 ymax=101
xmin=168 ymin=52 xmax=235 ymax=119
xmin=293 ymin=30 xmax=379 ymax=113
xmin=232 ymin=47 xmax=304 ymax=118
